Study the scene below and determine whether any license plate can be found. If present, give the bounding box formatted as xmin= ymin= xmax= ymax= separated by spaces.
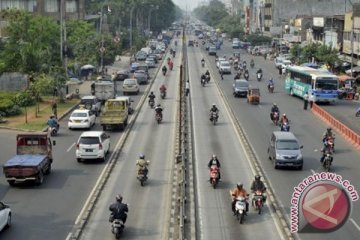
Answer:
xmin=75 ymin=120 xmax=81 ymax=123
xmin=85 ymin=149 xmax=93 ymax=152
xmin=286 ymin=163 xmax=293 ymax=166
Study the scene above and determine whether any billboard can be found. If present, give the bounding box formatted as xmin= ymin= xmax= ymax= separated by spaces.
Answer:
xmin=313 ymin=17 xmax=324 ymax=27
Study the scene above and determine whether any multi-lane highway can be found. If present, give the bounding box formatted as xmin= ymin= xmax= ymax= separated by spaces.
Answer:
xmin=201 ymin=39 xmax=360 ymax=239
xmin=0 ymin=59 xmax=158 ymax=239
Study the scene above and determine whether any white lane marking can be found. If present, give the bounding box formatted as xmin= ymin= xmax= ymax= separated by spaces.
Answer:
xmin=258 ymin=105 xmax=263 ymax=109
xmin=67 ymin=142 xmax=75 ymax=152
xmin=310 ymin=169 xmax=316 ymax=174
xmin=350 ymin=218 xmax=360 ymax=231
xmin=65 ymin=232 xmax=72 ymax=240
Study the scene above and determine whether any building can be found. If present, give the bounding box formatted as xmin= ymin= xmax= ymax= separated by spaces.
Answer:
xmin=342 ymin=10 xmax=360 ymax=65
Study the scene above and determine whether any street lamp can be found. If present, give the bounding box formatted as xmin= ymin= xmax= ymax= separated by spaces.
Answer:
xmin=129 ymin=6 xmax=135 ymax=50
xmin=148 ymin=5 xmax=159 ymax=35
xmin=348 ymin=0 xmax=356 ymax=77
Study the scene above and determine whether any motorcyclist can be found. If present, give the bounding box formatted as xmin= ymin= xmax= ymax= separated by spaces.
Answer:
xmin=109 ymin=194 xmax=128 ymax=224
xmin=250 ymin=175 xmax=267 ymax=203
xmin=172 ymin=50 xmax=176 ymax=58
xmin=231 ymin=183 xmax=249 ymax=215
xmin=148 ymin=91 xmax=155 ymax=105
xmin=250 ymin=59 xmax=254 ymax=67
xmin=234 ymin=73 xmax=241 ymax=80
xmin=155 ymin=104 xmax=163 ymax=119
xmin=267 ymin=78 xmax=274 ymax=89
xmin=323 ymin=127 xmax=334 ymax=140
xmin=47 ymin=114 xmax=58 ymax=130
xmin=207 ymin=154 xmax=221 ymax=180
xmin=201 ymin=58 xmax=205 ymax=66
xmin=159 ymin=84 xmax=167 ymax=94
xmin=200 ymin=73 xmax=206 ymax=84
xmin=270 ymin=103 xmax=280 ymax=120
xmin=279 ymin=113 xmax=289 ymax=125
xmin=136 ymin=154 xmax=149 ymax=178
xmin=162 ymin=65 xmax=167 ymax=75
xmin=209 ymin=104 xmax=219 ymax=120
xmin=168 ymin=59 xmax=174 ymax=70
xmin=243 ymin=60 xmax=247 ymax=68
xmin=321 ymin=151 xmax=333 ymax=164
xmin=243 ymin=69 xmax=249 ymax=80
xmin=257 ymin=68 xmax=263 ymax=75
xmin=205 ymin=70 xmax=211 ymax=83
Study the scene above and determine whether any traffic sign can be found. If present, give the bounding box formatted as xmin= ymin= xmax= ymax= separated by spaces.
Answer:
xmin=99 ymin=47 xmax=106 ymax=53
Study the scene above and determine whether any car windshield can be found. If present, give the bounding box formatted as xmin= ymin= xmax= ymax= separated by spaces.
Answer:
xmin=235 ymin=81 xmax=248 ymax=88
xmin=125 ymin=80 xmax=136 ymax=85
xmin=71 ymin=112 xmax=87 ymax=117
xmin=137 ymin=66 xmax=148 ymax=72
xmin=315 ymin=79 xmax=338 ymax=90
xmin=276 ymin=140 xmax=299 ymax=150
xmin=221 ymin=63 xmax=230 ymax=67
xmin=79 ymin=137 xmax=99 ymax=145
xmin=80 ymin=99 xmax=93 ymax=104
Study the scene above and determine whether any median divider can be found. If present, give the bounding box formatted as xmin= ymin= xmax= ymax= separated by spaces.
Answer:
xmin=311 ymin=103 xmax=360 ymax=150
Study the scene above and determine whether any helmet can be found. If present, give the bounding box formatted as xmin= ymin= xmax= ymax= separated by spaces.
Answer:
xmin=151 ymin=91 xmax=153 ymax=94
xmin=212 ymin=103 xmax=216 ymax=107
xmin=50 ymin=114 xmax=55 ymax=118
xmin=116 ymin=194 xmax=123 ymax=202
xmin=283 ymin=113 xmax=286 ymax=117
xmin=212 ymin=154 xmax=217 ymax=159
xmin=327 ymin=127 xmax=332 ymax=131
xmin=139 ymin=154 xmax=145 ymax=159
xmin=273 ymin=103 xmax=277 ymax=106
xmin=255 ymin=175 xmax=261 ymax=181
xmin=237 ymin=182 xmax=243 ymax=188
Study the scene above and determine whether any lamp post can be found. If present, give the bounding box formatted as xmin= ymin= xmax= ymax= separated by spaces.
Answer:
xmin=129 ymin=6 xmax=135 ymax=50
xmin=148 ymin=5 xmax=159 ymax=36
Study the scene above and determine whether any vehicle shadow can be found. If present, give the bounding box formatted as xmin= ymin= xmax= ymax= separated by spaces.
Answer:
xmin=121 ymin=226 xmax=158 ymax=239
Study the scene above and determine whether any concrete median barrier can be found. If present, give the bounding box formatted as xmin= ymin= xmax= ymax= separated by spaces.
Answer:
xmin=311 ymin=103 xmax=360 ymax=150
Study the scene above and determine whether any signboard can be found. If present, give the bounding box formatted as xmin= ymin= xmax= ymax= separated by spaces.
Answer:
xmin=99 ymin=47 xmax=105 ymax=53
xmin=313 ymin=17 xmax=324 ymax=27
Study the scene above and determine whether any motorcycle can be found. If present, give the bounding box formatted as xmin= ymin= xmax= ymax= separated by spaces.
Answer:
xmin=160 ymin=91 xmax=166 ymax=99
xmin=205 ymin=75 xmax=211 ymax=83
xmin=174 ymin=40 xmax=178 ymax=46
xmin=110 ymin=218 xmax=125 ymax=239
xmin=280 ymin=122 xmax=290 ymax=132
xmin=322 ymin=152 xmax=333 ymax=172
xmin=149 ymin=99 xmax=155 ymax=108
xmin=209 ymin=165 xmax=220 ymax=189
xmin=356 ymin=107 xmax=360 ymax=117
xmin=201 ymin=61 xmax=205 ymax=68
xmin=234 ymin=196 xmax=248 ymax=224
xmin=250 ymin=62 xmax=254 ymax=69
xmin=257 ymin=73 xmax=262 ymax=81
xmin=268 ymin=84 xmax=274 ymax=93
xmin=233 ymin=63 xmax=239 ymax=71
xmin=252 ymin=190 xmax=264 ymax=215
xmin=201 ymin=78 xmax=206 ymax=87
xmin=156 ymin=112 xmax=162 ymax=124
xmin=137 ymin=168 xmax=148 ymax=186
xmin=173 ymin=52 xmax=176 ymax=58
xmin=162 ymin=68 xmax=167 ymax=76
xmin=210 ymin=112 xmax=218 ymax=125
xmin=271 ymin=112 xmax=279 ymax=126
xmin=48 ymin=124 xmax=59 ymax=136
xmin=244 ymin=72 xmax=249 ymax=81
xmin=168 ymin=62 xmax=173 ymax=71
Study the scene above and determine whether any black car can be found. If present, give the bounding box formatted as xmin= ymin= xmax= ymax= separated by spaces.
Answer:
xmin=115 ymin=70 xmax=130 ymax=81
xmin=188 ymin=40 xmax=194 ymax=47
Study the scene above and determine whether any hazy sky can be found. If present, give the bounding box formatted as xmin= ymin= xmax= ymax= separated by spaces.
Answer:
xmin=173 ymin=0 xmax=201 ymax=11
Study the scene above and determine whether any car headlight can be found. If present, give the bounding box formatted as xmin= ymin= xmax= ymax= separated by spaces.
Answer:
xmin=84 ymin=119 xmax=89 ymax=122
xmin=276 ymin=153 xmax=283 ymax=160
xmin=297 ymin=154 xmax=303 ymax=160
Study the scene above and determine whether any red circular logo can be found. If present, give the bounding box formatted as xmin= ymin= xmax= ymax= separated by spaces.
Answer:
xmin=301 ymin=183 xmax=350 ymax=232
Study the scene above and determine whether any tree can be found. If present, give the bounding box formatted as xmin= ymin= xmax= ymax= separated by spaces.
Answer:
xmin=193 ymin=0 xmax=228 ymax=27
xmin=0 ymin=10 xmax=60 ymax=74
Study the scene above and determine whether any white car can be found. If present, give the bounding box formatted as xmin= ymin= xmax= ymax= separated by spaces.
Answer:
xmin=68 ymin=109 xmax=96 ymax=129
xmin=219 ymin=61 xmax=231 ymax=74
xmin=0 ymin=202 xmax=11 ymax=232
xmin=216 ymin=57 xmax=226 ymax=68
xmin=76 ymin=131 xmax=110 ymax=162
xmin=123 ymin=78 xmax=140 ymax=95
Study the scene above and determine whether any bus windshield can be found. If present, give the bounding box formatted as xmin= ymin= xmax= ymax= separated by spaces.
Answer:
xmin=315 ymin=78 xmax=338 ymax=90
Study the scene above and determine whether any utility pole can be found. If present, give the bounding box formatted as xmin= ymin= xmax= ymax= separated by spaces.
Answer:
xmin=60 ymin=0 xmax=64 ymax=63
xmin=348 ymin=0 xmax=355 ymax=77
xmin=130 ymin=7 xmax=135 ymax=50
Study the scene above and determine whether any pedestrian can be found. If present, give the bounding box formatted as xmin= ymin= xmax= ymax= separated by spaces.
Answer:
xmin=185 ymin=80 xmax=190 ymax=96
xmin=303 ymin=92 xmax=309 ymax=110
xmin=309 ymin=93 xmax=314 ymax=108
xmin=278 ymin=67 xmax=282 ymax=76
xmin=52 ymin=101 xmax=58 ymax=119
xmin=220 ymin=71 xmax=224 ymax=80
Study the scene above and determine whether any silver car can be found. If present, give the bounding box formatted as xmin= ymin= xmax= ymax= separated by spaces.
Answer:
xmin=268 ymin=131 xmax=303 ymax=170
xmin=145 ymin=57 xmax=156 ymax=68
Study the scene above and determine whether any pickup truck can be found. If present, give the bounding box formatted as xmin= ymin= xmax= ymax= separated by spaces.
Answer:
xmin=3 ymin=133 xmax=55 ymax=186
xmin=100 ymin=98 xmax=129 ymax=131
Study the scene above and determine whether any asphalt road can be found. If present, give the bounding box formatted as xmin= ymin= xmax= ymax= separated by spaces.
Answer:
xmin=188 ymin=44 xmax=283 ymax=239
xmin=0 ymin=60 xmax=159 ymax=239
xmin=201 ymin=39 xmax=360 ymax=239
xmin=78 ymin=44 xmax=181 ymax=239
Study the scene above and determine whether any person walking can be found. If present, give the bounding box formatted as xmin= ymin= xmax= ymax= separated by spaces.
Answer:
xmin=185 ymin=80 xmax=190 ymax=96
xmin=303 ymin=92 xmax=309 ymax=110
xmin=309 ymin=93 xmax=314 ymax=108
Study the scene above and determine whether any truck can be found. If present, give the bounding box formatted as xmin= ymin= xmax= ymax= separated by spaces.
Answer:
xmin=94 ymin=80 xmax=115 ymax=103
xmin=3 ymin=133 xmax=55 ymax=186
xmin=100 ymin=98 xmax=129 ymax=131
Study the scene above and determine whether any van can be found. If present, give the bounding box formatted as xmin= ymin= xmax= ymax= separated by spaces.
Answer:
xmin=274 ymin=57 xmax=285 ymax=68
xmin=233 ymin=79 xmax=249 ymax=97
xmin=267 ymin=131 xmax=303 ymax=170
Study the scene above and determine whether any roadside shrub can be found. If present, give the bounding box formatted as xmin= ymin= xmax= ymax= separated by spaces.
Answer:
xmin=5 ymin=104 xmax=22 ymax=116
xmin=0 ymin=98 xmax=14 ymax=115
